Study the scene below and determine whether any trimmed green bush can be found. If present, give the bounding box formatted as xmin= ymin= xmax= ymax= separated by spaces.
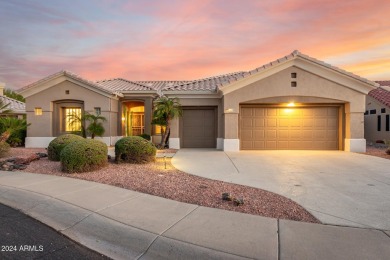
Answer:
xmin=47 ymin=134 xmax=84 ymax=161
xmin=0 ymin=141 xmax=10 ymax=158
xmin=60 ymin=139 xmax=108 ymax=173
xmin=115 ymin=136 xmax=156 ymax=164
xmin=138 ymin=133 xmax=151 ymax=140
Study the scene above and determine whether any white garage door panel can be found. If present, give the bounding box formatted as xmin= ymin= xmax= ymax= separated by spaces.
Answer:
xmin=240 ymin=107 xmax=339 ymax=150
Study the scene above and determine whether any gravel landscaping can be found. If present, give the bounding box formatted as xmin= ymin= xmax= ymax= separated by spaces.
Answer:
xmin=2 ymin=148 xmax=323 ymax=223
xmin=361 ymin=145 xmax=390 ymax=160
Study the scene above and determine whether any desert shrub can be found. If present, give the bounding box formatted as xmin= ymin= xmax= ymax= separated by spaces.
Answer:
xmin=115 ymin=136 xmax=156 ymax=164
xmin=7 ymin=128 xmax=27 ymax=147
xmin=47 ymin=134 xmax=84 ymax=161
xmin=60 ymin=139 xmax=108 ymax=173
xmin=138 ymin=133 xmax=151 ymax=141
xmin=0 ymin=142 xmax=10 ymax=158
xmin=386 ymin=148 xmax=390 ymax=155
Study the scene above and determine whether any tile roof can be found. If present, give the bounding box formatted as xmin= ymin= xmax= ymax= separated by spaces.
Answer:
xmin=163 ymin=50 xmax=378 ymax=92
xmin=0 ymin=95 xmax=25 ymax=113
xmin=97 ymin=78 xmax=154 ymax=91
xmin=135 ymin=81 xmax=191 ymax=91
xmin=164 ymin=72 xmax=248 ymax=92
xmin=369 ymin=81 xmax=390 ymax=108
xmin=18 ymin=51 xmax=378 ymax=96
xmin=18 ymin=70 xmax=114 ymax=95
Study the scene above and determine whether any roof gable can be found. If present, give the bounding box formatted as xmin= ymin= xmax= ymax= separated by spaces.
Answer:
xmin=220 ymin=50 xmax=379 ymax=95
xmin=18 ymin=70 xmax=118 ymax=98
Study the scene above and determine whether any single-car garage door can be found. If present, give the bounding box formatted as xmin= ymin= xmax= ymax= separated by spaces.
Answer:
xmin=240 ymin=106 xmax=339 ymax=150
xmin=181 ymin=108 xmax=216 ymax=148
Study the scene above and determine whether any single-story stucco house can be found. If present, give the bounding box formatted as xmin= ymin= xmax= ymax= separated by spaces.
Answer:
xmin=0 ymin=82 xmax=26 ymax=118
xmin=364 ymin=81 xmax=390 ymax=144
xmin=18 ymin=50 xmax=379 ymax=152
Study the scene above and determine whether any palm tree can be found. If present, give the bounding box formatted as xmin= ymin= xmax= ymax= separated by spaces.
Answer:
xmin=68 ymin=112 xmax=106 ymax=139
xmin=67 ymin=113 xmax=87 ymax=138
xmin=0 ymin=117 xmax=29 ymax=143
xmin=84 ymin=113 xmax=106 ymax=139
xmin=153 ymin=96 xmax=182 ymax=147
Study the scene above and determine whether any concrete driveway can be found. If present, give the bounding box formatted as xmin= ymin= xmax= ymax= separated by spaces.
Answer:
xmin=172 ymin=149 xmax=390 ymax=230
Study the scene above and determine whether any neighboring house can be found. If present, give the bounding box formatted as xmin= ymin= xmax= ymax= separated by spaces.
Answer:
xmin=0 ymin=82 xmax=26 ymax=118
xmin=365 ymin=81 xmax=390 ymax=144
xmin=18 ymin=50 xmax=378 ymax=152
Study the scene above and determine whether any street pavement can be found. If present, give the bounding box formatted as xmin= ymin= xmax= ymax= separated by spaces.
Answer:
xmin=0 ymin=203 xmax=108 ymax=259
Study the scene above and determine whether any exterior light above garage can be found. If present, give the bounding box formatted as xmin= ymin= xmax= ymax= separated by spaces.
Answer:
xmin=287 ymin=102 xmax=295 ymax=107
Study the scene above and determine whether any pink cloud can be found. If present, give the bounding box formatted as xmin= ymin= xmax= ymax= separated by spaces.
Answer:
xmin=2 ymin=0 xmax=390 ymax=90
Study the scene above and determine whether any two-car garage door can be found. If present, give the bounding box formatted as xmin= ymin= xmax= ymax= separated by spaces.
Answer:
xmin=240 ymin=107 xmax=339 ymax=150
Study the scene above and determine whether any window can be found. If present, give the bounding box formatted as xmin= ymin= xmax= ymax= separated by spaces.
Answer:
xmin=370 ymin=109 xmax=376 ymax=114
xmin=65 ymin=90 xmax=70 ymax=94
xmin=377 ymin=115 xmax=381 ymax=131
xmin=386 ymin=115 xmax=389 ymax=132
xmin=364 ymin=111 xmax=368 ymax=115
xmin=34 ymin=107 xmax=42 ymax=115
xmin=291 ymin=81 xmax=297 ymax=87
xmin=381 ymin=108 xmax=386 ymax=113
xmin=291 ymin=73 xmax=297 ymax=78
xmin=64 ymin=108 xmax=82 ymax=132
xmin=94 ymin=107 xmax=101 ymax=115
xmin=154 ymin=125 xmax=166 ymax=135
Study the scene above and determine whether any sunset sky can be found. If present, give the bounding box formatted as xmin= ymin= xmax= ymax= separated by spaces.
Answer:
xmin=1 ymin=0 xmax=390 ymax=90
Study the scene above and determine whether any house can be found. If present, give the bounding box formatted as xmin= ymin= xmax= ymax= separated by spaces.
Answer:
xmin=364 ymin=81 xmax=390 ymax=144
xmin=18 ymin=50 xmax=378 ymax=152
xmin=0 ymin=82 xmax=26 ymax=118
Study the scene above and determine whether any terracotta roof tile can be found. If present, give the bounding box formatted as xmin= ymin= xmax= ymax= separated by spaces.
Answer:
xmin=369 ymin=81 xmax=390 ymax=108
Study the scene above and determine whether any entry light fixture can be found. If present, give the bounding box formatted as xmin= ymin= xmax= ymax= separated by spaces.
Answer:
xmin=121 ymin=117 xmax=125 ymax=121
xmin=34 ymin=107 xmax=42 ymax=116
xmin=225 ymin=108 xmax=234 ymax=113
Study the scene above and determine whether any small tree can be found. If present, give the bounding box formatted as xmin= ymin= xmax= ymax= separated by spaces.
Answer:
xmin=68 ymin=112 xmax=106 ymax=139
xmin=85 ymin=113 xmax=106 ymax=139
xmin=4 ymin=89 xmax=25 ymax=102
xmin=153 ymin=96 xmax=182 ymax=147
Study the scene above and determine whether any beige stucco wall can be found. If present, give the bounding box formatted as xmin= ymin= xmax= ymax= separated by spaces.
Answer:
xmin=26 ymin=80 xmax=118 ymax=137
xmin=222 ymin=66 xmax=367 ymax=145
xmin=364 ymin=96 xmax=390 ymax=143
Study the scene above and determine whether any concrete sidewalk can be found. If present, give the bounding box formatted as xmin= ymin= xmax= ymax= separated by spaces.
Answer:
xmin=1 ymin=172 xmax=389 ymax=259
